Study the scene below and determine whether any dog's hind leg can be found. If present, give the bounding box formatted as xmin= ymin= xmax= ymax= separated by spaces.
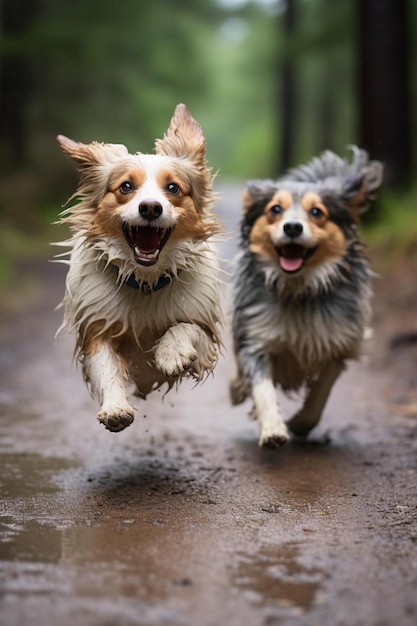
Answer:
xmin=83 ymin=342 xmax=135 ymax=432
xmin=229 ymin=370 xmax=249 ymax=405
xmin=252 ymin=376 xmax=290 ymax=448
xmin=287 ymin=360 xmax=345 ymax=437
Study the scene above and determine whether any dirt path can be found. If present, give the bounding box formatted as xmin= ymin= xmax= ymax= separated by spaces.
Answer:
xmin=0 ymin=186 xmax=416 ymax=626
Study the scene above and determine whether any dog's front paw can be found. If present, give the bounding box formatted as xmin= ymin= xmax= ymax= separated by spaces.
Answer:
xmin=155 ymin=345 xmax=198 ymax=377
xmin=259 ymin=422 xmax=290 ymax=449
xmin=97 ymin=407 xmax=134 ymax=432
xmin=154 ymin=331 xmax=198 ymax=378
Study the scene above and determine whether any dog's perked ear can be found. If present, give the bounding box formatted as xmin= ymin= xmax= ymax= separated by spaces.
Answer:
xmin=239 ymin=180 xmax=278 ymax=237
xmin=242 ymin=180 xmax=277 ymax=215
xmin=57 ymin=136 xmax=130 ymax=204
xmin=340 ymin=148 xmax=384 ymax=219
xmin=155 ymin=103 xmax=207 ymax=168
xmin=57 ymin=135 xmax=129 ymax=171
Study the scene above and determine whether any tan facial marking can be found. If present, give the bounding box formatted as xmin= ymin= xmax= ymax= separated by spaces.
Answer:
xmin=248 ymin=188 xmax=347 ymax=269
xmin=248 ymin=190 xmax=293 ymax=259
xmin=156 ymin=168 xmax=189 ymax=204
xmin=301 ymin=191 xmax=326 ymax=212
xmin=249 ymin=215 xmax=277 ymax=260
xmin=301 ymin=192 xmax=328 ymax=226
xmin=106 ymin=168 xmax=147 ymax=203
xmin=155 ymin=167 xmax=213 ymax=242
xmin=305 ymin=221 xmax=346 ymax=269
xmin=299 ymin=191 xmax=346 ymax=267
xmin=265 ymin=190 xmax=293 ymax=223
xmin=89 ymin=168 xmax=147 ymax=239
xmin=170 ymin=196 xmax=209 ymax=242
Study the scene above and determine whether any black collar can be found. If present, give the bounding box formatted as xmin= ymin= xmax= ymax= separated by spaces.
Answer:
xmin=124 ymin=271 xmax=176 ymax=294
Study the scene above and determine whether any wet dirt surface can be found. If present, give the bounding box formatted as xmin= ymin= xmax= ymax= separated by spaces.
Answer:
xmin=1 ymin=186 xmax=417 ymax=626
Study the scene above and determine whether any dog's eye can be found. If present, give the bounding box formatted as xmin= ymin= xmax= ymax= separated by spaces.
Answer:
xmin=119 ymin=181 xmax=135 ymax=194
xmin=270 ymin=205 xmax=283 ymax=215
xmin=166 ymin=182 xmax=181 ymax=195
xmin=310 ymin=207 xmax=324 ymax=219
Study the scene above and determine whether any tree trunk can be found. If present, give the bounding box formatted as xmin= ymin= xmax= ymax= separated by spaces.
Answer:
xmin=358 ymin=0 xmax=411 ymax=186
xmin=278 ymin=0 xmax=297 ymax=174
xmin=0 ymin=0 xmax=39 ymax=168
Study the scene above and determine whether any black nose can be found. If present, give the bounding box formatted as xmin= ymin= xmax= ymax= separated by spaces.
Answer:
xmin=283 ymin=221 xmax=303 ymax=238
xmin=139 ymin=200 xmax=163 ymax=221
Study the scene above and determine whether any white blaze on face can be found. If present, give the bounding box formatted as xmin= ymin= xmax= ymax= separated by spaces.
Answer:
xmin=271 ymin=200 xmax=314 ymax=274
xmin=118 ymin=154 xmax=177 ymax=229
xmin=115 ymin=154 xmax=183 ymax=267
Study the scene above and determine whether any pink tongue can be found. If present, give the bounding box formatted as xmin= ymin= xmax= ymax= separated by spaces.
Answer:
xmin=134 ymin=227 xmax=161 ymax=252
xmin=280 ymin=256 xmax=304 ymax=272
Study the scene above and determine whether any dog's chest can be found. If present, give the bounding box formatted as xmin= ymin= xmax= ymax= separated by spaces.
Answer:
xmin=245 ymin=291 xmax=364 ymax=367
xmin=118 ymin=332 xmax=172 ymax=398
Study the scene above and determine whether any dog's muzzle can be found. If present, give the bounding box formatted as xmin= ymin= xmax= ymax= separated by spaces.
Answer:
xmin=122 ymin=222 xmax=172 ymax=266
xmin=275 ymin=243 xmax=317 ymax=273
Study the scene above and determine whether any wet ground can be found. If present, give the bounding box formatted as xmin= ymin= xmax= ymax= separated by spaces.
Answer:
xmin=0 ymin=186 xmax=417 ymax=626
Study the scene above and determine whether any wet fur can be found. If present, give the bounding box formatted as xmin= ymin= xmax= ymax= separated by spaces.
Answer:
xmin=230 ymin=147 xmax=383 ymax=448
xmin=56 ymin=104 xmax=222 ymax=432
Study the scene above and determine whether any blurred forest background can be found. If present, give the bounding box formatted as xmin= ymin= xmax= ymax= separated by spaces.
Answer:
xmin=0 ymin=0 xmax=416 ymax=285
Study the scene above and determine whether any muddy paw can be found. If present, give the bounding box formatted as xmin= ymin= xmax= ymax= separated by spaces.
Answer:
xmin=155 ymin=345 xmax=198 ymax=378
xmin=259 ymin=424 xmax=290 ymax=449
xmin=97 ymin=408 xmax=134 ymax=432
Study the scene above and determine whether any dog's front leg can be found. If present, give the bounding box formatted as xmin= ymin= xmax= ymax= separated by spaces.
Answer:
xmin=83 ymin=341 xmax=134 ymax=432
xmin=154 ymin=322 xmax=216 ymax=379
xmin=287 ymin=360 xmax=345 ymax=437
xmin=242 ymin=351 xmax=289 ymax=448
xmin=252 ymin=374 xmax=290 ymax=448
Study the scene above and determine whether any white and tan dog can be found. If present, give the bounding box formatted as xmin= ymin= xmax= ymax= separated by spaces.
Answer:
xmin=56 ymin=104 xmax=222 ymax=432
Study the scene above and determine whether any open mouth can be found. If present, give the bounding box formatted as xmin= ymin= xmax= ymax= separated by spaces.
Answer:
xmin=122 ymin=223 xmax=172 ymax=266
xmin=276 ymin=244 xmax=317 ymax=274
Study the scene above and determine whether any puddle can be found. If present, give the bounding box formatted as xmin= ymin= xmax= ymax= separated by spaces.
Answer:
xmin=0 ymin=518 xmax=64 ymax=563
xmin=232 ymin=542 xmax=324 ymax=615
xmin=0 ymin=453 xmax=75 ymax=498
xmin=0 ymin=452 xmax=78 ymax=565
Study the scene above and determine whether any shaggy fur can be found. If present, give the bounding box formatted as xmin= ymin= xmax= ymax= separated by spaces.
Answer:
xmin=230 ymin=147 xmax=383 ymax=448
xmin=56 ymin=104 xmax=222 ymax=432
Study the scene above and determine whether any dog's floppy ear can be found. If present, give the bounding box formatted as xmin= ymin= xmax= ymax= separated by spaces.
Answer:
xmin=57 ymin=135 xmax=128 ymax=171
xmin=341 ymin=149 xmax=384 ymax=219
xmin=155 ymin=103 xmax=206 ymax=168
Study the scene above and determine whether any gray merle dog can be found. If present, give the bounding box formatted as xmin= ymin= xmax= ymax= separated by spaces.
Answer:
xmin=230 ymin=147 xmax=383 ymax=448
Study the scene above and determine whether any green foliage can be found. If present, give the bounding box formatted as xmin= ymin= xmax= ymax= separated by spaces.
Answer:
xmin=26 ymin=0 xmax=222 ymax=149
xmin=363 ymin=186 xmax=417 ymax=265
xmin=0 ymin=0 xmax=415 ymax=197
xmin=0 ymin=222 xmax=48 ymax=290
xmin=200 ymin=3 xmax=278 ymax=178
